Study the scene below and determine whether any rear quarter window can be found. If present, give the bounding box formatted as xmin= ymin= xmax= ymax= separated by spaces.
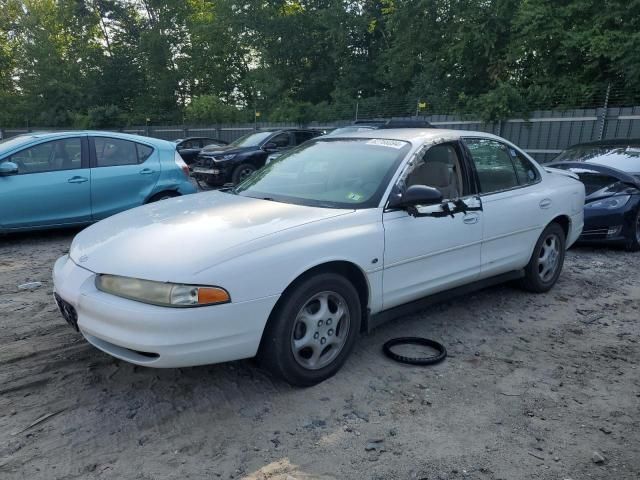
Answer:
xmin=137 ymin=144 xmax=154 ymax=163
xmin=510 ymin=149 xmax=540 ymax=185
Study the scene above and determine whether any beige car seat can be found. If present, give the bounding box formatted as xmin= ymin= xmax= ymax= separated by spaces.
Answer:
xmin=406 ymin=145 xmax=460 ymax=199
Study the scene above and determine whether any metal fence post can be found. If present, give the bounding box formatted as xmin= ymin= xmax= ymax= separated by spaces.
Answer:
xmin=598 ymin=83 xmax=611 ymax=140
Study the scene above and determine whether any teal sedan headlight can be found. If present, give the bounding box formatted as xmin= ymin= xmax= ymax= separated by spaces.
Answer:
xmin=95 ymin=275 xmax=230 ymax=307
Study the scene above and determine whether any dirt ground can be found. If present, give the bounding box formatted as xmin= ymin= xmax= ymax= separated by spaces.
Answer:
xmin=0 ymin=229 xmax=638 ymax=480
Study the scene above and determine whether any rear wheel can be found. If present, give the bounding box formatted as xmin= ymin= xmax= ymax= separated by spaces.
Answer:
xmin=259 ymin=273 xmax=361 ymax=386
xmin=519 ymin=223 xmax=566 ymax=293
xmin=232 ymin=163 xmax=256 ymax=184
xmin=625 ymin=208 xmax=640 ymax=252
xmin=147 ymin=191 xmax=179 ymax=203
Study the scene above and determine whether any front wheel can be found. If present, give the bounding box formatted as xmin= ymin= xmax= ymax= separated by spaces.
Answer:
xmin=625 ymin=208 xmax=640 ymax=252
xmin=258 ymin=273 xmax=361 ymax=387
xmin=231 ymin=163 xmax=256 ymax=184
xmin=519 ymin=223 xmax=566 ymax=293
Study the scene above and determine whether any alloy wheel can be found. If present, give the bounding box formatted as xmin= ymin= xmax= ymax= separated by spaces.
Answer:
xmin=238 ymin=167 xmax=254 ymax=182
xmin=290 ymin=291 xmax=351 ymax=370
xmin=538 ymin=233 xmax=561 ymax=282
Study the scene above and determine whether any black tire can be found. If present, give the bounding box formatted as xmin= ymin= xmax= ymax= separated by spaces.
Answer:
xmin=147 ymin=191 xmax=179 ymax=203
xmin=519 ymin=222 xmax=566 ymax=293
xmin=231 ymin=163 xmax=256 ymax=185
xmin=258 ymin=273 xmax=361 ymax=387
xmin=624 ymin=208 xmax=640 ymax=252
xmin=383 ymin=337 xmax=447 ymax=365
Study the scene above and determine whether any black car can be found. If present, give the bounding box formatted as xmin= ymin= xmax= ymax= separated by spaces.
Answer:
xmin=547 ymin=139 xmax=640 ymax=251
xmin=192 ymin=129 xmax=322 ymax=186
xmin=326 ymin=119 xmax=432 ymax=137
xmin=174 ymin=137 xmax=228 ymax=165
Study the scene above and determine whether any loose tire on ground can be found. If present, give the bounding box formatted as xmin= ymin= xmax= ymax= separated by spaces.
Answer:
xmin=383 ymin=337 xmax=447 ymax=365
xmin=519 ymin=222 xmax=566 ymax=293
xmin=258 ymin=273 xmax=361 ymax=387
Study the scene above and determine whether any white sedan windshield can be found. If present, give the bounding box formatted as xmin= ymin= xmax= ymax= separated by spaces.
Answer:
xmin=235 ymin=138 xmax=410 ymax=208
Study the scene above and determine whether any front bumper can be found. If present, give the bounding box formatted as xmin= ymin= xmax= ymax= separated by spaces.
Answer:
xmin=52 ymin=255 xmax=279 ymax=368
xmin=578 ymin=200 xmax=638 ymax=245
xmin=192 ymin=158 xmax=232 ymax=185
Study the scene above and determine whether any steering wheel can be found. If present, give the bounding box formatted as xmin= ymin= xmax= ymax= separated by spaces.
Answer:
xmin=345 ymin=177 xmax=378 ymax=194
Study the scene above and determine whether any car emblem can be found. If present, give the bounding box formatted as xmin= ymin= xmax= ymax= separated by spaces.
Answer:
xmin=79 ymin=255 xmax=89 ymax=263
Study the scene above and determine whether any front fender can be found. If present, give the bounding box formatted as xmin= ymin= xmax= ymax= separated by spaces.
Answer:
xmin=191 ymin=209 xmax=385 ymax=311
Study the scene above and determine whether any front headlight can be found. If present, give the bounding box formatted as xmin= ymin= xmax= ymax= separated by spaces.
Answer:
xmin=214 ymin=154 xmax=236 ymax=161
xmin=95 ymin=275 xmax=230 ymax=307
xmin=585 ymin=195 xmax=631 ymax=210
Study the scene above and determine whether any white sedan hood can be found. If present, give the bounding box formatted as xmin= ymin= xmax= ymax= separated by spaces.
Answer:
xmin=70 ymin=191 xmax=352 ymax=280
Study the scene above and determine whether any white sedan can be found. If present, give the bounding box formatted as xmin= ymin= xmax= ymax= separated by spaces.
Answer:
xmin=53 ymin=129 xmax=585 ymax=386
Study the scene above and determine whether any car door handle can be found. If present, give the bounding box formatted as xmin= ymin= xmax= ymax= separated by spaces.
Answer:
xmin=539 ymin=198 xmax=552 ymax=209
xmin=67 ymin=176 xmax=88 ymax=184
xmin=463 ymin=213 xmax=479 ymax=224
xmin=139 ymin=168 xmax=155 ymax=175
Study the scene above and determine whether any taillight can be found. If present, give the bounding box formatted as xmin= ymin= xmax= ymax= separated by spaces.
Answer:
xmin=174 ymin=151 xmax=190 ymax=178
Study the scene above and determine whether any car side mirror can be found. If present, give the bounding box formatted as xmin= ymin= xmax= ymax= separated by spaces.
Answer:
xmin=388 ymin=185 xmax=443 ymax=211
xmin=263 ymin=142 xmax=278 ymax=151
xmin=0 ymin=161 xmax=18 ymax=176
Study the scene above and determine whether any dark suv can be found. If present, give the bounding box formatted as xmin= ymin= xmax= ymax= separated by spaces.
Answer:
xmin=174 ymin=137 xmax=228 ymax=164
xmin=192 ymin=129 xmax=322 ymax=186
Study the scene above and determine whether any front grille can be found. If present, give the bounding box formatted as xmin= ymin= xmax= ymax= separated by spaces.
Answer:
xmin=195 ymin=156 xmax=215 ymax=168
xmin=580 ymin=227 xmax=609 ymax=239
xmin=54 ymin=293 xmax=79 ymax=331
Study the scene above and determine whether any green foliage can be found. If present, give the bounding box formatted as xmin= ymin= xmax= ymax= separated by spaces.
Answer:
xmin=185 ymin=96 xmax=244 ymax=124
xmin=1 ymin=0 xmax=639 ymax=127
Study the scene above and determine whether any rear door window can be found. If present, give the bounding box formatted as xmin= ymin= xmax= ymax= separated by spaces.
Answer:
xmin=180 ymin=139 xmax=200 ymax=149
xmin=94 ymin=137 xmax=140 ymax=167
xmin=269 ymin=133 xmax=293 ymax=149
xmin=294 ymin=131 xmax=316 ymax=145
xmin=464 ymin=138 xmax=519 ymax=193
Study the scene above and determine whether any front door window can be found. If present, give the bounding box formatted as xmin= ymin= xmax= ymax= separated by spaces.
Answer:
xmin=8 ymin=138 xmax=82 ymax=174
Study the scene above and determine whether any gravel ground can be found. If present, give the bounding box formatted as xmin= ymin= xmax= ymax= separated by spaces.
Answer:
xmin=1 ymin=229 xmax=639 ymax=480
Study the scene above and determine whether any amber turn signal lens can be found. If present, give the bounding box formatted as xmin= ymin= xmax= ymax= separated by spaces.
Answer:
xmin=197 ymin=287 xmax=230 ymax=305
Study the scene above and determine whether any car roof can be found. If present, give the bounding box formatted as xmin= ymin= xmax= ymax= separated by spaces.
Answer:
xmin=329 ymin=128 xmax=504 ymax=144
xmin=565 ymin=138 xmax=640 ymax=149
xmin=258 ymin=128 xmax=319 ymax=133
xmin=0 ymin=131 xmax=174 ymax=152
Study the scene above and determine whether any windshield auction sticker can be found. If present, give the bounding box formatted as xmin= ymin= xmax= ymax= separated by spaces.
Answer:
xmin=366 ymin=139 xmax=406 ymax=149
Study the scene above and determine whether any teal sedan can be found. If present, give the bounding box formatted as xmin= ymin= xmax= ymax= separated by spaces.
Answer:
xmin=0 ymin=131 xmax=198 ymax=232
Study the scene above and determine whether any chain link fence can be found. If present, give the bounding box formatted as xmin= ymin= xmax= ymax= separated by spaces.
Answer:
xmin=3 ymin=101 xmax=640 ymax=163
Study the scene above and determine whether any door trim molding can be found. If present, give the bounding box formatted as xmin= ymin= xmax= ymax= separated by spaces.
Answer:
xmin=367 ymin=269 xmax=525 ymax=331
xmin=384 ymin=238 xmax=484 ymax=269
